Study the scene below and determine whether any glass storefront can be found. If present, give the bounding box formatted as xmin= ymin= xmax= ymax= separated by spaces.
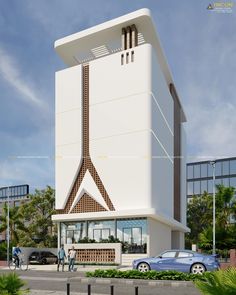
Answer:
xmin=61 ymin=221 xmax=86 ymax=245
xmin=60 ymin=218 xmax=147 ymax=253
xmin=88 ymin=220 xmax=115 ymax=242
xmin=117 ymin=218 xmax=147 ymax=253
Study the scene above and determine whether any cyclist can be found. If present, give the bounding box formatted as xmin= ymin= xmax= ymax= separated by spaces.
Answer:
xmin=13 ymin=244 xmax=22 ymax=268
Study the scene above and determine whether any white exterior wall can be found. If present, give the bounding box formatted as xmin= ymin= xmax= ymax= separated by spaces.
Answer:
xmin=171 ymin=231 xmax=185 ymax=249
xmin=181 ymin=125 xmax=187 ymax=226
xmin=148 ymin=218 xmax=171 ymax=256
xmin=89 ymin=44 xmax=152 ymax=210
xmin=55 ymin=43 xmax=180 ymax=221
xmin=55 ymin=65 xmax=83 ymax=209
xmin=150 ymin=48 xmax=174 ymax=218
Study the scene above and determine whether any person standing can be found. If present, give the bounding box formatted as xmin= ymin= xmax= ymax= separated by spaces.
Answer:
xmin=68 ymin=246 xmax=77 ymax=272
xmin=57 ymin=245 xmax=66 ymax=271
xmin=13 ymin=244 xmax=21 ymax=268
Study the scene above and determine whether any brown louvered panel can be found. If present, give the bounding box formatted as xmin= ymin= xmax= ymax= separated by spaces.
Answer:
xmin=70 ymin=193 xmax=106 ymax=213
xmin=57 ymin=64 xmax=115 ymax=214
xmin=75 ymin=249 xmax=115 ymax=263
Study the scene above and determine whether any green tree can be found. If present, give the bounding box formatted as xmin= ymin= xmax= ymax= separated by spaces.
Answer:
xmin=186 ymin=185 xmax=236 ymax=250
xmin=185 ymin=192 xmax=212 ymax=248
xmin=18 ymin=186 xmax=57 ymax=247
xmin=0 ymin=203 xmax=25 ymax=243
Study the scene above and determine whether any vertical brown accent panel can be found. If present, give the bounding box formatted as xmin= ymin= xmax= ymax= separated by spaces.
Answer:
xmin=126 ymin=26 xmax=131 ymax=49
xmin=131 ymin=24 xmax=138 ymax=47
xmin=170 ymin=84 xmax=181 ymax=222
xmin=57 ymin=64 xmax=115 ymax=214
xmin=121 ymin=28 xmax=127 ymax=50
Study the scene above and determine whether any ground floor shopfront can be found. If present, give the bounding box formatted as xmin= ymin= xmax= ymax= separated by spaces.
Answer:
xmin=53 ymin=211 xmax=188 ymax=265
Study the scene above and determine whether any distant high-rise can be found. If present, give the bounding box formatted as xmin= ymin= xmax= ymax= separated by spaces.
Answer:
xmin=187 ymin=157 xmax=236 ymax=198
xmin=52 ymin=8 xmax=188 ymax=264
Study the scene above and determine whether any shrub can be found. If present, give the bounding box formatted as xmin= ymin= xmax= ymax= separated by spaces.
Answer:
xmin=0 ymin=242 xmax=13 ymax=261
xmin=86 ymin=269 xmax=206 ymax=281
xmin=195 ymin=267 xmax=236 ymax=295
xmin=0 ymin=272 xmax=29 ymax=295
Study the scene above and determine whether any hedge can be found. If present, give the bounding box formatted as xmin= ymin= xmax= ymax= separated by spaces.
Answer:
xmin=86 ymin=269 xmax=207 ymax=281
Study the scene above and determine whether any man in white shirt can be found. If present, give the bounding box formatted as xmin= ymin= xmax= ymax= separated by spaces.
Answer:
xmin=68 ymin=246 xmax=77 ymax=272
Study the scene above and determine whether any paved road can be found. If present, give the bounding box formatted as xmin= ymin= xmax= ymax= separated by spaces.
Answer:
xmin=0 ymin=269 xmax=201 ymax=295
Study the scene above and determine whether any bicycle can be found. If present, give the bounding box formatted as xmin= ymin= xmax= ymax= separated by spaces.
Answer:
xmin=9 ymin=254 xmax=28 ymax=271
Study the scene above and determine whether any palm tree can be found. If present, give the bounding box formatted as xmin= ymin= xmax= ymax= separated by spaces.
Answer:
xmin=198 ymin=184 xmax=236 ymax=250
xmin=0 ymin=203 xmax=25 ymax=243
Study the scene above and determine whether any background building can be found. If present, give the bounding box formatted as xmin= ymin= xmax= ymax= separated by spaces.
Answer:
xmin=187 ymin=157 xmax=236 ymax=200
xmin=53 ymin=8 xmax=188 ymax=264
xmin=0 ymin=184 xmax=29 ymax=241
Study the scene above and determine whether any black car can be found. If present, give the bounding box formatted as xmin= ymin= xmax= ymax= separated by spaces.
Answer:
xmin=29 ymin=251 xmax=58 ymax=264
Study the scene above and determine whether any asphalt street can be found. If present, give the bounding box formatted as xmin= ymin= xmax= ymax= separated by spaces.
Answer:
xmin=0 ymin=269 xmax=201 ymax=295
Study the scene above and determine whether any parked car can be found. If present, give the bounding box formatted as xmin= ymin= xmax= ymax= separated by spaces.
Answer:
xmin=29 ymin=251 xmax=58 ymax=264
xmin=133 ymin=249 xmax=220 ymax=274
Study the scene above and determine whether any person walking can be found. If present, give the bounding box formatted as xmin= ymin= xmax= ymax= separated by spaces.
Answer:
xmin=68 ymin=246 xmax=77 ymax=272
xmin=57 ymin=245 xmax=66 ymax=271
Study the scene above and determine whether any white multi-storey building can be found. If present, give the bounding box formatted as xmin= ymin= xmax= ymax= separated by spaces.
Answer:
xmin=52 ymin=8 xmax=189 ymax=264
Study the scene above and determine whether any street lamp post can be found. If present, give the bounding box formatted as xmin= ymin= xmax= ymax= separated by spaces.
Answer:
xmin=209 ymin=161 xmax=216 ymax=255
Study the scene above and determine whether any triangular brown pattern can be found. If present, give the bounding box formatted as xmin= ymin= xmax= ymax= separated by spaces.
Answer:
xmin=57 ymin=64 xmax=115 ymax=214
xmin=70 ymin=193 xmax=107 ymax=213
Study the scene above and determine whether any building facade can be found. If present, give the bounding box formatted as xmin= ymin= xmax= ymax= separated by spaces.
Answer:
xmin=187 ymin=157 xmax=236 ymax=199
xmin=52 ymin=9 xmax=188 ymax=262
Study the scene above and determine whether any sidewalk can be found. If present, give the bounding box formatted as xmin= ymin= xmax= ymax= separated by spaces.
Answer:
xmin=0 ymin=264 xmax=132 ymax=272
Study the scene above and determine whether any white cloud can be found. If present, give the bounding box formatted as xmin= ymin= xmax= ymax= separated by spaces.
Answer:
xmin=0 ymin=157 xmax=54 ymax=190
xmin=0 ymin=46 xmax=45 ymax=109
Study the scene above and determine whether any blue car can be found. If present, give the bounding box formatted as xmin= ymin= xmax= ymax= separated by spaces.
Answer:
xmin=133 ymin=249 xmax=220 ymax=274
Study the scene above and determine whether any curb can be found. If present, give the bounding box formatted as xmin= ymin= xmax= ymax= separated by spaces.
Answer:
xmin=69 ymin=277 xmax=195 ymax=287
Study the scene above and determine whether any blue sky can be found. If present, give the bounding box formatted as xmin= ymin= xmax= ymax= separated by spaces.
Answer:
xmin=0 ymin=0 xmax=235 ymax=190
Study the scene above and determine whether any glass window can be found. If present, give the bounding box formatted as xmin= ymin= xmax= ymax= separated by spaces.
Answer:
xmin=215 ymin=178 xmax=222 ymax=186
xmin=215 ymin=162 xmax=222 ymax=177
xmin=201 ymin=164 xmax=208 ymax=178
xmin=123 ymin=228 xmax=132 ymax=243
xmin=66 ymin=230 xmax=74 ymax=244
xmin=60 ymin=223 xmax=66 ymax=246
xmin=117 ymin=218 xmax=147 ymax=254
xmin=230 ymin=160 xmax=236 ymax=175
xmin=187 ymin=165 xmax=194 ymax=179
xmin=161 ymin=251 xmax=176 ymax=258
xmin=88 ymin=220 xmax=115 ymax=242
xmin=93 ymin=228 xmax=111 ymax=241
xmin=194 ymin=181 xmax=200 ymax=195
xmin=187 ymin=182 xmax=194 ymax=196
xmin=60 ymin=222 xmax=86 ymax=245
xmin=178 ymin=251 xmax=193 ymax=258
xmin=201 ymin=180 xmax=207 ymax=194
xmin=230 ymin=177 xmax=236 ymax=188
xmin=208 ymin=180 xmax=213 ymax=194
xmin=194 ymin=165 xmax=200 ymax=178
xmin=223 ymin=161 xmax=229 ymax=176
xmin=222 ymin=178 xmax=229 ymax=187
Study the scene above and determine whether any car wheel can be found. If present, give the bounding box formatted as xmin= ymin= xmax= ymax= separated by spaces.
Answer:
xmin=190 ymin=263 xmax=206 ymax=274
xmin=137 ymin=262 xmax=150 ymax=272
xmin=41 ymin=258 xmax=47 ymax=265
